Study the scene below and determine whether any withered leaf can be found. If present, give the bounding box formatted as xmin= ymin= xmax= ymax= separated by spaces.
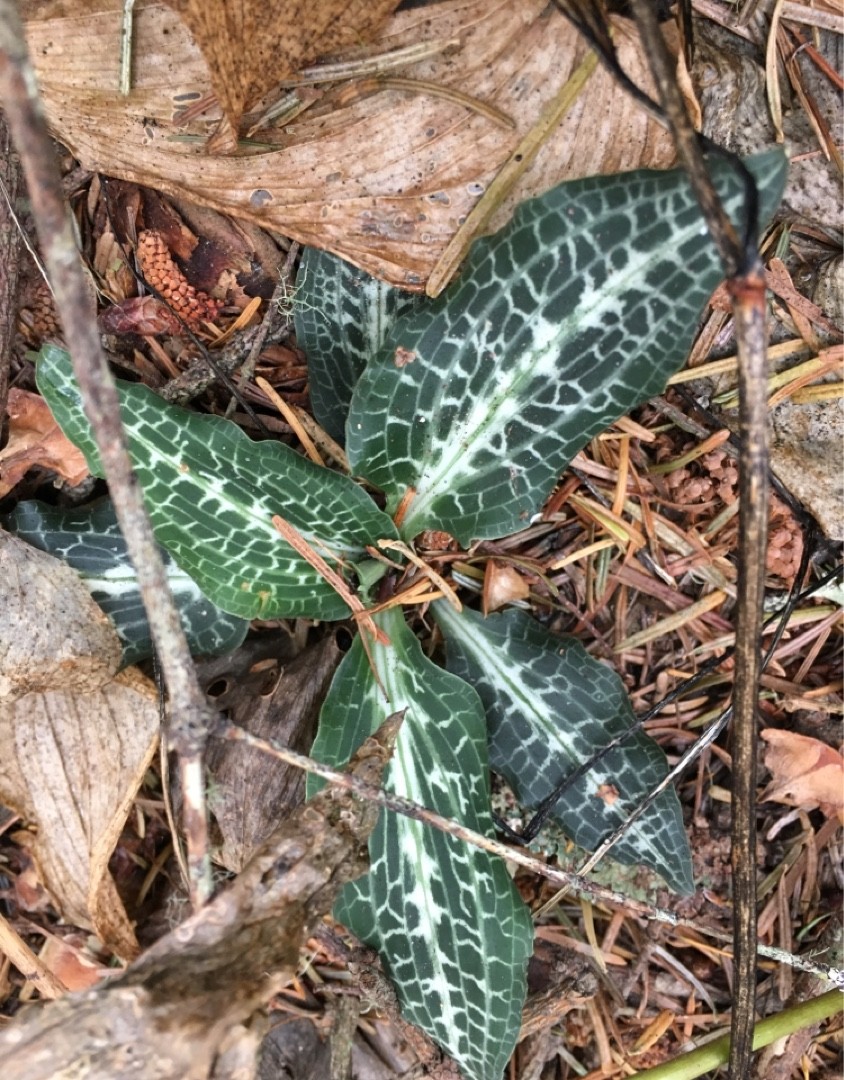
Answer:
xmin=0 ymin=668 xmax=159 ymax=960
xmin=761 ymin=728 xmax=844 ymax=821
xmin=0 ymin=532 xmax=121 ymax=701
xmin=23 ymin=0 xmax=673 ymax=287
xmin=163 ymin=0 xmax=400 ymax=132
xmin=0 ymin=388 xmax=89 ymax=498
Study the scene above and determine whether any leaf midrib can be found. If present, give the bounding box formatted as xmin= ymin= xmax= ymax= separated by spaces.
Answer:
xmin=401 ymin=199 xmax=709 ymax=536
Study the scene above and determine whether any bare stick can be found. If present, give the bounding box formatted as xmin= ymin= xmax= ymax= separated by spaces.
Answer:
xmin=627 ymin=3 xmax=768 ymax=1075
xmin=213 ymin=720 xmax=844 ymax=991
xmin=0 ymin=0 xmax=215 ymax=910
xmin=0 ymin=109 xmax=21 ymax=435
xmin=0 ymin=910 xmax=67 ymax=998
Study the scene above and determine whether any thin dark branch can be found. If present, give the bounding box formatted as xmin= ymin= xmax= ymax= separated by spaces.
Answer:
xmin=627 ymin=0 xmax=744 ymax=273
xmin=627 ymin=3 xmax=769 ymax=1076
xmin=0 ymin=0 xmax=215 ymax=909
xmin=212 ymin=720 xmax=844 ymax=990
xmin=0 ymin=108 xmax=21 ymax=438
xmin=726 ymin=275 xmax=770 ymax=1078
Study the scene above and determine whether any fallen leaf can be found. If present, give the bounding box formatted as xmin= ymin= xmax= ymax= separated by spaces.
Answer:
xmin=0 ymin=534 xmax=156 ymax=958
xmin=163 ymin=0 xmax=400 ymax=133
xmin=761 ymin=728 xmax=844 ymax=821
xmin=0 ymin=716 xmax=398 ymax=1078
xmin=98 ymin=294 xmax=186 ymax=335
xmin=204 ymin=633 xmax=345 ymax=872
xmin=0 ymin=532 xmax=121 ymax=701
xmin=0 ymin=389 xmax=89 ymax=497
xmin=0 ymin=668 xmax=159 ymax=960
xmin=483 ymin=559 xmax=530 ymax=614
xmin=38 ymin=933 xmax=111 ymax=991
xmin=23 ymin=0 xmax=674 ymax=287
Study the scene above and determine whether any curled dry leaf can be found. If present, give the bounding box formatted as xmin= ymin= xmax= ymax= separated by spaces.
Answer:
xmin=0 ymin=667 xmax=159 ymax=960
xmin=0 ymin=532 xmax=121 ymax=701
xmin=23 ymin=0 xmax=674 ymax=287
xmin=99 ymin=294 xmax=186 ymax=336
xmin=38 ymin=933 xmax=110 ymax=991
xmin=761 ymin=728 xmax=844 ymax=821
xmin=482 ymin=559 xmax=530 ymax=614
xmin=0 ymin=388 xmax=89 ymax=498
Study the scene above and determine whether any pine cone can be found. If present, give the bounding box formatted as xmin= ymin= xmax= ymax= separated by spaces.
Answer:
xmin=701 ymin=448 xmax=739 ymax=504
xmin=18 ymin=278 xmax=62 ymax=344
xmin=136 ymin=230 xmax=222 ymax=330
xmin=766 ymin=499 xmax=804 ymax=582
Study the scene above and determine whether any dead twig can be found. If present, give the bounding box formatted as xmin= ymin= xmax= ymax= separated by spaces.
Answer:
xmin=0 ymin=0 xmax=215 ymax=910
xmin=0 ymin=109 xmax=21 ymax=437
xmin=0 ymin=911 xmax=67 ymax=1000
xmin=627 ymin=4 xmax=769 ymax=1074
xmin=213 ymin=720 xmax=844 ymax=991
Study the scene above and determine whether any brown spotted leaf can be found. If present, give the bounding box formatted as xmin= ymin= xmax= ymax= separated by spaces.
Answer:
xmin=23 ymin=0 xmax=674 ymax=288
xmin=163 ymin=0 xmax=400 ymax=132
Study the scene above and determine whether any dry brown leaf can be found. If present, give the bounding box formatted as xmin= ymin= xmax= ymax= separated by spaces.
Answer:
xmin=482 ymin=559 xmax=530 ymax=614
xmin=0 ymin=667 xmax=159 ymax=959
xmin=38 ymin=933 xmax=110 ymax=991
xmin=23 ymin=0 xmax=674 ymax=287
xmin=0 ymin=532 xmax=121 ymax=701
xmin=205 ymin=633 xmax=345 ymax=872
xmin=0 ymin=718 xmax=397 ymax=1080
xmin=761 ymin=728 xmax=844 ymax=821
xmin=0 ymin=388 xmax=89 ymax=497
xmin=163 ymin=0 xmax=399 ymax=132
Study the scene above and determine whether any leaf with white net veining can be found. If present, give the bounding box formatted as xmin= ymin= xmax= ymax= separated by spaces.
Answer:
xmin=309 ymin=609 xmax=533 ymax=1080
xmin=294 ymin=247 xmax=419 ymax=440
xmin=347 ymin=150 xmax=787 ymax=543
xmin=3 ymin=498 xmax=248 ymax=666
xmin=36 ymin=346 xmax=398 ymax=620
xmin=435 ymin=604 xmax=693 ymax=894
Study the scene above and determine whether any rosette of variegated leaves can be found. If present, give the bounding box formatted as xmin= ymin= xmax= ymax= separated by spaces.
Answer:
xmin=36 ymin=149 xmax=786 ymax=1080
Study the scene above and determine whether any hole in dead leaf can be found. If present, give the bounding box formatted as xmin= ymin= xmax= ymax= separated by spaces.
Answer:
xmin=206 ymin=678 xmax=230 ymax=699
xmin=249 ymin=188 xmax=273 ymax=208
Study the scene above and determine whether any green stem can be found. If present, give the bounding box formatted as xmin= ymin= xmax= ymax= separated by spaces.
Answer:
xmin=632 ymin=989 xmax=843 ymax=1080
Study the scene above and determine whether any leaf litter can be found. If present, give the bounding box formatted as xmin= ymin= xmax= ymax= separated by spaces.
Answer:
xmin=22 ymin=0 xmax=674 ymax=287
xmin=0 ymin=1 xmax=842 ymax=1077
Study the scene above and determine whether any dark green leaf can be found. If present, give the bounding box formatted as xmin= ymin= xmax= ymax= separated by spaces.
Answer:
xmin=309 ymin=609 xmax=534 ymax=1080
xmin=435 ymin=604 xmax=693 ymax=894
xmin=3 ymin=498 xmax=248 ymax=666
xmin=347 ymin=151 xmax=787 ymax=543
xmin=36 ymin=345 xmax=398 ymax=620
xmin=294 ymin=248 xmax=419 ymax=440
